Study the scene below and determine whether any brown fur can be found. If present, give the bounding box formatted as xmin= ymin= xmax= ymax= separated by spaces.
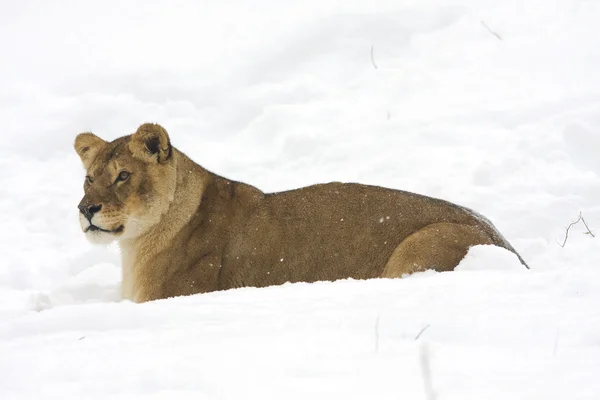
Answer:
xmin=74 ymin=123 xmax=528 ymax=302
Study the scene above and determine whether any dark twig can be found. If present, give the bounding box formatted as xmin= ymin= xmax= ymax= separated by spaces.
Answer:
xmin=415 ymin=324 xmax=430 ymax=340
xmin=481 ymin=21 xmax=502 ymax=41
xmin=559 ymin=211 xmax=595 ymax=247
xmin=581 ymin=213 xmax=595 ymax=237
xmin=370 ymin=45 xmax=378 ymax=69
xmin=559 ymin=213 xmax=582 ymax=247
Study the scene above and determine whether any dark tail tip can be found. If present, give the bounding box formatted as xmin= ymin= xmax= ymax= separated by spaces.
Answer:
xmin=515 ymin=252 xmax=530 ymax=269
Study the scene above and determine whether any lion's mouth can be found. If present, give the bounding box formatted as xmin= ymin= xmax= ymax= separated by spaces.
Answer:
xmin=85 ymin=224 xmax=124 ymax=234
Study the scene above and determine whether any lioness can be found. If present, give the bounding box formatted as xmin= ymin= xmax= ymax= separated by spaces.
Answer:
xmin=74 ymin=123 xmax=528 ymax=302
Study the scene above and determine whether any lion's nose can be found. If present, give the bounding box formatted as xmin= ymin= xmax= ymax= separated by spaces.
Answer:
xmin=78 ymin=204 xmax=102 ymax=220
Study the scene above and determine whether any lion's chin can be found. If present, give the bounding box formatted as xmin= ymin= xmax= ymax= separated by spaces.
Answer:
xmin=84 ymin=229 xmax=120 ymax=244
xmin=79 ymin=214 xmax=126 ymax=244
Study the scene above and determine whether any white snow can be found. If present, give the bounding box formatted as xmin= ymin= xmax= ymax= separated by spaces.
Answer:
xmin=1 ymin=0 xmax=600 ymax=398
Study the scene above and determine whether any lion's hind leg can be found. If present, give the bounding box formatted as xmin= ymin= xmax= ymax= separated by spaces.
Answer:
xmin=381 ymin=222 xmax=495 ymax=277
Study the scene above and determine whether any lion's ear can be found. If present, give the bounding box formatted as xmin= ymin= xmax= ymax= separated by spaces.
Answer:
xmin=74 ymin=133 xmax=107 ymax=169
xmin=129 ymin=123 xmax=172 ymax=164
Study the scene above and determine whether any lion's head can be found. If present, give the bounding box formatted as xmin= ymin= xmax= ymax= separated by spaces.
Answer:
xmin=74 ymin=123 xmax=176 ymax=244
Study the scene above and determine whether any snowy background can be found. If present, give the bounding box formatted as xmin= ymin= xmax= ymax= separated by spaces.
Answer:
xmin=1 ymin=0 xmax=600 ymax=398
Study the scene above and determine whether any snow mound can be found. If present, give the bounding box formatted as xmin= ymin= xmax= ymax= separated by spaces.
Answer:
xmin=456 ymin=244 xmax=526 ymax=272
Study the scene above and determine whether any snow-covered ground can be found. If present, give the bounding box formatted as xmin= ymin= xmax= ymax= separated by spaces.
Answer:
xmin=1 ymin=0 xmax=600 ymax=398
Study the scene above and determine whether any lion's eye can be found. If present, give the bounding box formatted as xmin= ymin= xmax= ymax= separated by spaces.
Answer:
xmin=86 ymin=176 xmax=94 ymax=184
xmin=116 ymin=171 xmax=131 ymax=183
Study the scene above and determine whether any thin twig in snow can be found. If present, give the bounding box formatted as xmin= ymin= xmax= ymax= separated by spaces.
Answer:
xmin=581 ymin=213 xmax=595 ymax=237
xmin=374 ymin=313 xmax=381 ymax=353
xmin=559 ymin=213 xmax=582 ymax=247
xmin=481 ymin=21 xmax=502 ymax=41
xmin=415 ymin=324 xmax=430 ymax=340
xmin=559 ymin=211 xmax=594 ymax=247
xmin=370 ymin=45 xmax=378 ymax=69
xmin=553 ymin=328 xmax=560 ymax=357
xmin=420 ymin=343 xmax=437 ymax=400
